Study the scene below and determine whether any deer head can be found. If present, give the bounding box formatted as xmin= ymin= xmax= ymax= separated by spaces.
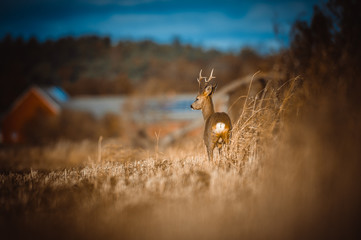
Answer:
xmin=190 ymin=69 xmax=218 ymax=110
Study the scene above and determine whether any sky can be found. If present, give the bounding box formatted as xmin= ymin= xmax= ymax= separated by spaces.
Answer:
xmin=0 ymin=0 xmax=320 ymax=52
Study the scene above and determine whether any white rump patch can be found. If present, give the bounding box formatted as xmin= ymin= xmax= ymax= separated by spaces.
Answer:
xmin=214 ymin=122 xmax=226 ymax=134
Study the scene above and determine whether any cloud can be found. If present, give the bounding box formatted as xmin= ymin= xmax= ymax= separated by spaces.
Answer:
xmin=0 ymin=0 xmax=317 ymax=51
xmin=92 ymin=4 xmax=292 ymax=50
xmin=96 ymin=11 xmax=274 ymax=38
xmin=87 ymin=0 xmax=170 ymax=6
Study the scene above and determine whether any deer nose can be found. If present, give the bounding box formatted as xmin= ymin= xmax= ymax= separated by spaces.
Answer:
xmin=190 ymin=104 xmax=193 ymax=109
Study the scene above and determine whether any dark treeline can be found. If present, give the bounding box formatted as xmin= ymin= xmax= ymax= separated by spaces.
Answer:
xmin=287 ymin=0 xmax=361 ymax=107
xmin=0 ymin=35 xmax=275 ymax=113
xmin=282 ymin=1 xmax=361 ymax=237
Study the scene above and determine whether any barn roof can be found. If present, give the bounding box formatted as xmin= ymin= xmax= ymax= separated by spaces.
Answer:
xmin=6 ymin=85 xmax=69 ymax=117
xmin=39 ymin=86 xmax=69 ymax=105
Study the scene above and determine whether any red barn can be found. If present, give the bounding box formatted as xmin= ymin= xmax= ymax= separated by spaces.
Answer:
xmin=1 ymin=86 xmax=68 ymax=144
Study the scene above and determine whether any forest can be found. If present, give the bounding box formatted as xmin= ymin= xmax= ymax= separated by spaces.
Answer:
xmin=0 ymin=35 xmax=275 ymax=114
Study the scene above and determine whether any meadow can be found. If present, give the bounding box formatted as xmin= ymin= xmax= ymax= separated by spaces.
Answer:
xmin=1 ymin=75 xmax=360 ymax=240
xmin=2 ymin=1 xmax=361 ymax=238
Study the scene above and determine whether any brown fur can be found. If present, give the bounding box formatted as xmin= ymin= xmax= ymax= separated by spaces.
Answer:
xmin=204 ymin=112 xmax=232 ymax=161
xmin=191 ymin=69 xmax=232 ymax=161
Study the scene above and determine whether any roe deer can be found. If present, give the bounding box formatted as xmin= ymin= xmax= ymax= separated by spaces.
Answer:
xmin=190 ymin=69 xmax=232 ymax=161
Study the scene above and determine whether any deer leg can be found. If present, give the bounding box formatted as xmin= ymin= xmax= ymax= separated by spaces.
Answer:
xmin=207 ymin=143 xmax=216 ymax=161
xmin=223 ymin=133 xmax=230 ymax=156
xmin=207 ymin=147 xmax=212 ymax=161
xmin=216 ymin=145 xmax=222 ymax=166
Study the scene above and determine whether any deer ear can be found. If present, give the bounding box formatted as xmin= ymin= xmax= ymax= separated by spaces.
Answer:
xmin=213 ymin=83 xmax=218 ymax=91
xmin=204 ymin=85 xmax=213 ymax=96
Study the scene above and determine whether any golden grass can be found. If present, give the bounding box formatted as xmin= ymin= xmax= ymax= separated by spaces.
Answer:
xmin=1 ymin=75 xmax=360 ymax=239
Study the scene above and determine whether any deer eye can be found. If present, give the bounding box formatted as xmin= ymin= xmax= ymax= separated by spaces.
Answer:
xmin=195 ymin=97 xmax=199 ymax=101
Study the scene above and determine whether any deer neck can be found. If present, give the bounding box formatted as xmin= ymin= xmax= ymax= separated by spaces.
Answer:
xmin=202 ymin=96 xmax=215 ymax=121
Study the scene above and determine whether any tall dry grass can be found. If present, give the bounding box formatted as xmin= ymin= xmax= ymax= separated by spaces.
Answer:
xmin=1 ymin=71 xmax=360 ymax=240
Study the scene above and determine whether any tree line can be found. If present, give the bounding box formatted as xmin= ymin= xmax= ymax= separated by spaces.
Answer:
xmin=0 ymin=35 xmax=275 ymax=113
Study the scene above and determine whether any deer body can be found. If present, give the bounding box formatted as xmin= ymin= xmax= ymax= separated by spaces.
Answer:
xmin=191 ymin=69 xmax=232 ymax=161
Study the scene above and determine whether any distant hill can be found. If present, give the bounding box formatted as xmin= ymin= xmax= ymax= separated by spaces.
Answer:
xmin=0 ymin=35 xmax=276 ymax=113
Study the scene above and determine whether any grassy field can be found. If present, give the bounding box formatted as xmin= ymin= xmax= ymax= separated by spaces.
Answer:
xmin=1 ymin=77 xmax=360 ymax=240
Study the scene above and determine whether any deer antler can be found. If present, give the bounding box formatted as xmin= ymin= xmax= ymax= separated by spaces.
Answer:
xmin=197 ymin=69 xmax=205 ymax=84
xmin=205 ymin=68 xmax=216 ymax=83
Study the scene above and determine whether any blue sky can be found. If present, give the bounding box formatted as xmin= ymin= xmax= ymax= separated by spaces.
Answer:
xmin=0 ymin=0 xmax=320 ymax=52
